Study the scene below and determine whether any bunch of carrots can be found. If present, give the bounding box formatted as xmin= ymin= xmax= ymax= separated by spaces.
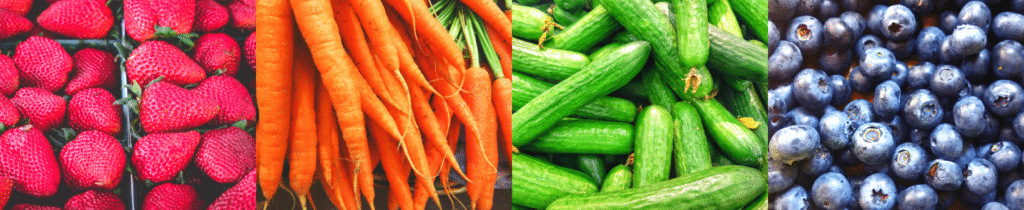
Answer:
xmin=255 ymin=0 xmax=512 ymax=208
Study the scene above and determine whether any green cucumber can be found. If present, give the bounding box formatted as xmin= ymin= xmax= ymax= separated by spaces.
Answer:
xmin=743 ymin=193 xmax=769 ymax=210
xmin=641 ymin=70 xmax=678 ymax=110
xmin=601 ymin=165 xmax=633 ymax=192
xmin=749 ymin=39 xmax=767 ymax=48
xmin=718 ymin=82 xmax=769 ymax=142
xmin=588 ymin=42 xmax=624 ymax=60
xmin=552 ymin=154 xmax=580 ymax=169
xmin=512 ymin=153 xmax=599 ymax=209
xmin=600 ymin=0 xmax=715 ymax=100
xmin=512 ymin=41 xmax=650 ymax=146
xmin=671 ymin=101 xmax=711 ymax=175
xmin=602 ymin=154 xmax=628 ymax=168
xmin=530 ymin=2 xmax=555 ymax=11
xmin=578 ymin=154 xmax=608 ymax=185
xmin=547 ymin=165 xmax=767 ymax=210
xmin=675 ymin=0 xmax=708 ymax=68
xmin=611 ymin=30 xmax=640 ymax=43
xmin=708 ymin=0 xmax=742 ymax=37
xmin=512 ymin=72 xmax=638 ymax=122
xmin=729 ymin=0 xmax=768 ymax=42
xmin=610 ymin=80 xmax=648 ymax=102
xmin=552 ymin=6 xmax=588 ymax=26
xmin=512 ymin=3 xmax=554 ymax=41
xmin=708 ymin=140 xmax=735 ymax=166
xmin=690 ymin=99 xmax=766 ymax=167
xmin=519 ymin=120 xmax=635 ymax=155
xmin=513 ymin=38 xmax=590 ymax=81
xmin=654 ymin=2 xmax=675 ymax=26
xmin=512 ymin=205 xmax=534 ymax=210
xmin=632 ymin=105 xmax=672 ymax=188
xmin=515 ymin=0 xmax=548 ymax=5
xmin=554 ymin=0 xmax=587 ymax=11
xmin=545 ymin=5 xmax=622 ymax=52
xmin=708 ymin=24 xmax=768 ymax=84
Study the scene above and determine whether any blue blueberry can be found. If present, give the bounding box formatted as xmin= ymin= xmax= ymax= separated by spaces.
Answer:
xmin=788 ymin=16 xmax=824 ymax=54
xmin=907 ymin=62 xmax=936 ymax=90
xmin=800 ymin=146 xmax=833 ymax=177
xmin=916 ymin=27 xmax=946 ymax=63
xmin=774 ymin=186 xmax=810 ymax=210
xmin=891 ymin=62 xmax=908 ymax=88
xmin=873 ymin=81 xmax=901 ymax=120
xmin=958 ymin=1 xmax=992 ymax=31
xmin=930 ymin=64 xmax=969 ymax=98
xmin=853 ymin=122 xmax=895 ymax=165
xmin=770 ymin=0 xmax=798 ymax=21
xmin=812 ymin=172 xmax=853 ymax=210
xmin=840 ymin=11 xmax=865 ymax=38
xmin=769 ymin=113 xmax=794 ymax=137
xmin=886 ymin=37 xmax=916 ymax=59
xmin=984 ymin=80 xmax=1024 ymax=117
xmin=793 ymin=69 xmax=833 ymax=110
xmin=947 ymin=25 xmax=989 ymax=61
xmin=884 ymin=115 xmax=908 ymax=144
xmin=795 ymin=0 xmax=821 ymax=17
xmin=819 ymin=47 xmax=853 ymax=75
xmin=881 ymin=5 xmax=917 ymax=41
xmin=817 ymin=0 xmax=839 ymax=19
xmin=828 ymin=165 xmax=844 ymax=174
xmin=982 ymin=202 xmax=1010 ymax=210
xmin=830 ymin=75 xmax=851 ymax=107
xmin=986 ymin=141 xmax=1021 ymax=171
xmin=856 ymin=34 xmax=883 ymax=59
xmin=769 ymin=21 xmax=780 ymax=54
xmin=768 ymin=158 xmax=798 ymax=193
xmin=769 ymin=41 xmax=803 ymax=85
xmin=867 ymin=5 xmax=888 ymax=36
xmin=979 ymin=112 xmax=1002 ymax=141
xmin=939 ymin=11 xmax=959 ymax=34
xmin=993 ymin=12 xmax=1024 ymax=42
xmin=1000 ymin=125 xmax=1023 ymax=145
xmin=936 ymin=190 xmax=955 ymax=210
xmin=820 ymin=108 xmax=854 ymax=150
xmin=965 ymin=158 xmax=998 ymax=195
xmin=848 ymin=66 xmax=874 ymax=93
xmin=939 ymin=36 xmax=962 ymax=64
xmin=960 ymin=187 xmax=998 ymax=208
xmin=1006 ymin=180 xmax=1024 ymax=210
xmin=845 ymin=99 xmax=874 ymax=127
xmin=962 ymin=49 xmax=990 ymax=82
xmin=909 ymin=128 xmax=931 ymax=150
xmin=931 ymin=123 xmax=964 ymax=160
xmin=904 ymin=89 xmax=945 ymax=130
xmin=858 ymin=173 xmax=897 ymax=210
xmin=769 ymin=84 xmax=795 ymax=116
xmin=897 ymin=184 xmax=937 ymax=210
xmin=1014 ymin=112 xmax=1024 ymax=140
xmin=892 ymin=142 xmax=929 ymax=180
xmin=840 ymin=0 xmax=869 ymax=13
xmin=1001 ymin=171 xmax=1024 ymax=195
xmin=770 ymin=125 xmax=821 ymax=164
xmin=823 ymin=18 xmax=854 ymax=48
xmin=836 ymin=147 xmax=863 ymax=167
xmin=925 ymin=159 xmax=963 ymax=191
xmin=900 ymin=0 xmax=932 ymax=15
xmin=789 ymin=107 xmax=820 ymax=127
xmin=860 ymin=48 xmax=897 ymax=82
xmin=992 ymin=40 xmax=1024 ymax=80
xmin=954 ymin=96 xmax=987 ymax=138
xmin=1016 ymin=0 xmax=1024 ymax=13
xmin=957 ymin=143 xmax=978 ymax=169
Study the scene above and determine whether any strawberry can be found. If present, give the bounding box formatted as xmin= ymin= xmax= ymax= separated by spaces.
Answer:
xmin=0 ymin=175 xmax=11 ymax=208
xmin=195 ymin=127 xmax=254 ymax=183
xmin=0 ymin=9 xmax=31 ymax=40
xmin=68 ymin=88 xmax=121 ymax=135
xmin=132 ymin=131 xmax=201 ymax=183
xmin=127 ymin=41 xmax=206 ymax=86
xmin=208 ymin=169 xmax=255 ymax=209
xmin=140 ymin=82 xmax=219 ymax=133
xmin=36 ymin=0 xmax=114 ymax=39
xmin=0 ymin=125 xmax=60 ymax=198
xmin=124 ymin=0 xmax=195 ymax=41
xmin=12 ymin=204 xmax=60 ymax=210
xmin=228 ymin=0 xmax=253 ymax=31
xmin=64 ymin=190 xmax=125 ymax=210
xmin=11 ymin=88 xmax=66 ymax=132
xmin=0 ymin=54 xmax=18 ymax=97
xmin=244 ymin=32 xmax=255 ymax=71
xmin=142 ymin=183 xmax=203 ymax=210
xmin=0 ymin=0 xmax=31 ymax=16
xmin=193 ymin=77 xmax=253 ymax=127
xmin=66 ymin=48 xmax=117 ymax=96
xmin=14 ymin=36 xmax=72 ymax=92
xmin=0 ymin=96 xmax=19 ymax=128
xmin=193 ymin=0 xmax=227 ymax=33
xmin=60 ymin=131 xmax=125 ymax=191
xmin=192 ymin=33 xmax=240 ymax=76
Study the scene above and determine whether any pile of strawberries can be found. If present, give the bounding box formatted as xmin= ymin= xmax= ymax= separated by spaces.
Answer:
xmin=0 ymin=0 xmax=256 ymax=208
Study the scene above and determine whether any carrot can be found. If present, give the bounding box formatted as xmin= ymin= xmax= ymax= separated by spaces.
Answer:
xmin=288 ymin=43 xmax=318 ymax=207
xmin=369 ymin=122 xmax=415 ymax=210
xmin=289 ymin=0 xmax=374 ymax=206
xmin=493 ymin=77 xmax=514 ymax=159
xmin=381 ymin=8 xmax=441 ymax=97
xmin=459 ymin=0 xmax=511 ymax=47
xmin=344 ymin=0 xmax=398 ymax=72
xmin=381 ymin=69 xmax=443 ymax=207
xmin=486 ymin=23 xmax=512 ymax=79
xmin=338 ymin=134 xmax=361 ymax=210
xmin=381 ymin=0 xmax=466 ymax=81
xmin=255 ymin=0 xmax=293 ymax=201
xmin=431 ymin=94 xmax=453 ymax=137
xmin=462 ymin=67 xmax=498 ymax=210
xmin=332 ymin=0 xmax=399 ymax=108
xmin=438 ymin=117 xmax=462 ymax=197
xmin=315 ymin=79 xmax=351 ymax=210
xmin=410 ymin=85 xmax=469 ymax=209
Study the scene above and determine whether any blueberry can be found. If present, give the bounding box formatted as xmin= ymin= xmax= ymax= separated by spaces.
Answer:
xmin=962 ymin=48 xmax=990 ymax=81
xmin=774 ymin=186 xmax=810 ymax=210
xmin=979 ymin=143 xmax=996 ymax=158
xmin=884 ymin=115 xmax=908 ymax=144
xmin=892 ymin=143 xmax=929 ymax=180
xmin=965 ymin=158 xmax=999 ymax=195
xmin=886 ymin=37 xmax=916 ymax=59
xmin=795 ymin=0 xmax=821 ymax=17
xmin=939 ymin=37 xmax=962 ymax=64
xmin=881 ymin=5 xmax=917 ymax=41
xmin=769 ymin=84 xmax=796 ymax=116
xmin=904 ymin=89 xmax=945 ymax=130
xmin=979 ymin=112 xmax=1002 ymax=142
xmin=828 ymin=165 xmax=844 ymax=174
xmin=845 ymin=99 xmax=874 ymax=127
xmin=769 ymin=21 xmax=780 ymax=54
xmin=1007 ymin=180 xmax=1024 ymax=210
xmin=1015 ymin=112 xmax=1024 ymax=139
xmin=1000 ymin=125 xmax=1023 ymax=145
xmin=1001 ymin=171 xmax=1024 ymax=194
xmin=770 ymin=125 xmax=821 ymax=164
xmin=909 ymin=128 xmax=931 ymax=150
xmin=800 ymin=146 xmax=833 ymax=177
xmin=931 ymin=124 xmax=964 ymax=160
xmin=898 ymin=184 xmax=937 ymax=210
xmin=770 ymin=0 xmax=798 ymax=21
xmin=936 ymin=190 xmax=956 ymax=209
xmin=916 ymin=27 xmax=946 ymax=63
xmin=994 ymin=12 xmax=1024 ymax=42
xmin=939 ymin=11 xmax=959 ymax=34
xmin=768 ymin=158 xmax=799 ymax=193
xmin=789 ymin=107 xmax=820 ymax=127
xmin=954 ymin=96 xmax=987 ymax=137
xmin=961 ymin=187 xmax=998 ymax=208
xmin=873 ymin=81 xmax=902 ymax=120
xmin=984 ymin=80 xmax=1024 ymax=117
xmin=793 ymin=69 xmax=833 ymax=110
xmin=788 ymin=16 xmax=824 ymax=54
xmin=959 ymin=1 xmax=992 ymax=31
xmin=836 ymin=147 xmax=863 ymax=167
xmin=769 ymin=41 xmax=803 ymax=85
xmin=830 ymin=75 xmax=851 ymax=107
xmin=860 ymin=48 xmax=897 ymax=82
xmin=908 ymin=62 xmax=936 ymax=90
xmin=975 ymin=83 xmax=989 ymax=98
xmin=769 ymin=113 xmax=794 ymax=136
xmin=840 ymin=11 xmax=865 ymax=38
xmin=957 ymin=143 xmax=978 ymax=169
xmin=986 ymin=141 xmax=1021 ymax=171
xmin=812 ymin=172 xmax=853 ymax=210
xmin=867 ymin=5 xmax=888 ymax=36
xmin=852 ymin=122 xmax=895 ymax=165
xmin=925 ymin=159 xmax=963 ymax=191
xmin=1016 ymin=0 xmax=1024 ymax=13
xmin=858 ymin=173 xmax=897 ymax=210
xmin=930 ymin=64 xmax=969 ymax=98
xmin=848 ymin=66 xmax=874 ymax=92
xmin=992 ymin=40 xmax=1024 ymax=80
xmin=819 ymin=47 xmax=853 ymax=75
xmin=856 ymin=34 xmax=883 ymax=58
xmin=947 ymin=25 xmax=989 ymax=60
xmin=982 ymin=202 xmax=1010 ymax=210
xmin=817 ymin=0 xmax=839 ymax=19
xmin=820 ymin=108 xmax=855 ymax=150
xmin=840 ymin=0 xmax=869 ymax=13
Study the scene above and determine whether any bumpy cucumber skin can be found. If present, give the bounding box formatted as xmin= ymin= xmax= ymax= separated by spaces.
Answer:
xmin=546 ymin=5 xmax=623 ymax=52
xmin=718 ymin=82 xmax=769 ymax=142
xmin=708 ymin=0 xmax=743 ymax=37
xmin=513 ymin=38 xmax=590 ymax=81
xmin=632 ymin=105 xmax=673 ymax=188
xmin=671 ymin=101 xmax=712 ymax=175
xmin=547 ymin=165 xmax=767 ymax=210
xmin=554 ymin=0 xmax=587 ymax=11
xmin=553 ymin=6 xmax=588 ymax=26
xmin=690 ymin=99 xmax=766 ymax=167
xmin=729 ymin=0 xmax=768 ymax=42
xmin=601 ymin=164 xmax=633 ymax=192
xmin=742 ymin=193 xmax=769 ymax=210
xmin=512 ymin=72 xmax=638 ymax=122
xmin=675 ymin=0 xmax=709 ymax=68
xmin=512 ymin=153 xmax=599 ymax=209
xmin=519 ymin=120 xmax=636 ymax=155
xmin=642 ymin=70 xmax=678 ymax=110
xmin=708 ymin=24 xmax=768 ymax=84
xmin=588 ymin=42 xmax=625 ymax=60
xmin=512 ymin=3 xmax=553 ymax=40
xmin=578 ymin=154 xmax=608 ymax=185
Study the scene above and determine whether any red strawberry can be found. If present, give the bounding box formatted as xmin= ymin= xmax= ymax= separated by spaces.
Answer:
xmin=132 ymin=131 xmax=201 ymax=183
xmin=0 ymin=97 xmax=20 ymax=131
xmin=66 ymin=48 xmax=117 ymax=95
xmin=64 ymin=190 xmax=125 ymax=210
xmin=228 ymin=0 xmax=253 ymax=31
xmin=14 ymin=36 xmax=72 ymax=92
xmin=208 ymin=169 xmax=255 ymax=209
xmin=68 ymin=88 xmax=121 ymax=135
xmin=193 ymin=33 xmax=240 ymax=76
xmin=0 ymin=9 xmax=31 ymax=40
xmin=140 ymin=82 xmax=219 ymax=133
xmin=0 ymin=125 xmax=60 ymax=198
xmin=36 ymin=0 xmax=114 ymax=39
xmin=127 ymin=41 xmax=206 ymax=86
xmin=60 ymin=131 xmax=125 ymax=191
xmin=0 ymin=175 xmax=11 ymax=208
xmin=0 ymin=54 xmax=19 ymax=97
xmin=124 ymin=0 xmax=195 ymax=41
xmin=195 ymin=127 xmax=254 ymax=183
xmin=0 ymin=0 xmax=31 ymax=16
xmin=11 ymin=88 xmax=66 ymax=132
xmin=193 ymin=77 xmax=253 ymax=127
xmin=244 ymin=32 xmax=254 ymax=71
xmin=12 ymin=204 xmax=60 ymax=210
xmin=193 ymin=0 xmax=227 ymax=33
xmin=142 ymin=183 xmax=203 ymax=210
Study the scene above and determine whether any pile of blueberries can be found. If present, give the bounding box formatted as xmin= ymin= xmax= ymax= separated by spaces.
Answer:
xmin=768 ymin=0 xmax=1024 ymax=209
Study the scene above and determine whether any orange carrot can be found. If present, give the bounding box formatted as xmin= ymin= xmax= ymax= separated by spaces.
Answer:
xmin=410 ymin=85 xmax=468 ymax=209
xmin=493 ymin=77 xmax=513 ymax=160
xmin=381 ymin=8 xmax=440 ymax=96
xmin=338 ymin=134 xmax=361 ymax=210
xmin=315 ymin=79 xmax=346 ymax=207
xmin=462 ymin=67 xmax=498 ymax=210
xmin=369 ymin=122 xmax=415 ymax=210
xmin=381 ymin=0 xmax=466 ymax=81
xmin=486 ymin=24 xmax=512 ymax=79
xmin=255 ymin=0 xmax=293 ymax=201
xmin=431 ymin=94 xmax=453 ymax=137
xmin=332 ymin=0 xmax=399 ymax=108
xmin=439 ymin=117 xmax=462 ymax=196
xmin=344 ymin=0 xmax=399 ymax=72
xmin=381 ymin=69 xmax=442 ymax=207
xmin=460 ymin=0 xmax=511 ymax=47
xmin=288 ymin=43 xmax=318 ymax=205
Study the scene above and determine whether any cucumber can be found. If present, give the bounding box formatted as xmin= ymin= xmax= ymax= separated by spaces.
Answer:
xmin=512 ymin=72 xmax=638 ymax=122
xmin=516 ymin=0 xmax=548 ymax=5
xmin=547 ymin=165 xmax=767 ymax=210
xmin=512 ymin=153 xmax=599 ymax=209
xmin=743 ymin=193 xmax=769 ymax=210
xmin=610 ymin=80 xmax=648 ymax=102
xmin=519 ymin=120 xmax=635 ymax=155
xmin=602 ymin=154 xmax=628 ymax=168
xmin=718 ymin=82 xmax=769 ymax=142
xmin=749 ymin=39 xmax=767 ymax=48
xmin=611 ymin=30 xmax=640 ymax=43
xmin=641 ymin=70 xmax=678 ymax=110
xmin=545 ymin=5 xmax=622 ymax=52
xmin=513 ymin=38 xmax=590 ymax=81
xmin=690 ymin=99 xmax=766 ymax=167
xmin=512 ymin=3 xmax=554 ymax=41
xmin=674 ymin=0 xmax=708 ymax=68
xmin=671 ymin=101 xmax=712 ymax=175
xmin=632 ymin=105 xmax=673 ymax=188
xmin=588 ymin=42 xmax=624 ymax=60
xmin=512 ymin=41 xmax=651 ymax=146
xmin=552 ymin=154 xmax=580 ymax=169
xmin=729 ymin=0 xmax=768 ymax=42
xmin=600 ymin=0 xmax=715 ymax=100
xmin=707 ymin=139 xmax=734 ymax=166
xmin=530 ymin=2 xmax=555 ymax=11
xmin=578 ymin=154 xmax=608 ymax=185
xmin=708 ymin=24 xmax=768 ymax=84
xmin=512 ymin=205 xmax=534 ymax=210
xmin=707 ymin=0 xmax=742 ymax=37
xmin=552 ymin=6 xmax=587 ymax=26
xmin=601 ymin=165 xmax=633 ymax=192
xmin=554 ymin=0 xmax=587 ymax=11
xmin=654 ymin=2 xmax=675 ymax=26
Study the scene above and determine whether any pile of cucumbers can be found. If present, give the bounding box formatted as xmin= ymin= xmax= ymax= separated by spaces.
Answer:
xmin=510 ymin=0 xmax=770 ymax=209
